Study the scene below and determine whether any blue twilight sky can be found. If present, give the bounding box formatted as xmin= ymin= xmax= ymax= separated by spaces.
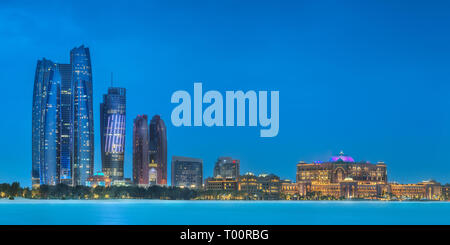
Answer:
xmin=0 ymin=0 xmax=449 ymax=187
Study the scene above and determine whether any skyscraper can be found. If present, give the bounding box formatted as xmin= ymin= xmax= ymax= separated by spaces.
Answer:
xmin=100 ymin=87 xmax=126 ymax=182
xmin=58 ymin=63 xmax=73 ymax=185
xmin=32 ymin=45 xmax=94 ymax=187
xmin=71 ymin=45 xmax=94 ymax=186
xmin=171 ymin=156 xmax=203 ymax=189
xmin=32 ymin=59 xmax=61 ymax=186
xmin=32 ymin=59 xmax=51 ymax=186
xmin=133 ymin=115 xmax=149 ymax=186
xmin=149 ymin=115 xmax=167 ymax=185
xmin=213 ymin=157 xmax=240 ymax=180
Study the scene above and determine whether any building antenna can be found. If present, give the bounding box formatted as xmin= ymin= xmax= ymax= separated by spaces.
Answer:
xmin=111 ymin=72 xmax=113 ymax=87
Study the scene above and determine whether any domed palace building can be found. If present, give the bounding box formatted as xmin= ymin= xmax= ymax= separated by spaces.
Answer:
xmin=295 ymin=151 xmax=443 ymax=200
xmin=296 ymin=151 xmax=388 ymax=199
xmin=297 ymin=151 xmax=387 ymax=185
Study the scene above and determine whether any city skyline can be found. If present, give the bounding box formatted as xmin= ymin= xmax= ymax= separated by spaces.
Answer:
xmin=31 ymin=45 xmax=442 ymax=189
xmin=24 ymin=44 xmax=450 ymax=187
xmin=2 ymin=1 xmax=450 ymax=186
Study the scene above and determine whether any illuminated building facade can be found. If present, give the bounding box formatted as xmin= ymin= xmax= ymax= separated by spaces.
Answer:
xmin=238 ymin=173 xmax=281 ymax=199
xmin=132 ymin=115 xmax=149 ymax=186
xmin=149 ymin=161 xmax=158 ymax=185
xmin=86 ymin=172 xmax=111 ymax=188
xmin=390 ymin=180 xmax=442 ymax=200
xmin=296 ymin=151 xmax=387 ymax=184
xmin=295 ymin=152 xmax=444 ymax=200
xmin=205 ymin=177 xmax=238 ymax=191
xmin=297 ymin=178 xmax=444 ymax=200
xmin=149 ymin=115 xmax=167 ymax=185
xmin=58 ymin=63 xmax=73 ymax=185
xmin=71 ymin=45 xmax=94 ymax=186
xmin=213 ymin=157 xmax=240 ymax=180
xmin=443 ymin=185 xmax=450 ymax=200
xmin=171 ymin=156 xmax=203 ymax=189
xmin=281 ymin=181 xmax=298 ymax=196
xmin=256 ymin=174 xmax=281 ymax=199
xmin=238 ymin=172 xmax=259 ymax=195
xmin=100 ymin=87 xmax=126 ymax=182
xmin=296 ymin=152 xmax=388 ymax=199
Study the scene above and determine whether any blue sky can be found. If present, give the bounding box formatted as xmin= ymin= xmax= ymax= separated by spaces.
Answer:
xmin=0 ymin=0 xmax=449 ymax=186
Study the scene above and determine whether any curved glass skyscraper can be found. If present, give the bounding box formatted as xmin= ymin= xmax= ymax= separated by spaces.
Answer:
xmin=149 ymin=115 xmax=167 ymax=185
xmin=32 ymin=59 xmax=61 ymax=186
xmin=32 ymin=59 xmax=50 ymax=186
xmin=71 ymin=45 xmax=94 ymax=186
xmin=100 ymin=87 xmax=126 ymax=182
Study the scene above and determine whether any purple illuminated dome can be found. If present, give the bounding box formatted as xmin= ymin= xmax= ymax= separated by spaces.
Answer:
xmin=329 ymin=151 xmax=355 ymax=163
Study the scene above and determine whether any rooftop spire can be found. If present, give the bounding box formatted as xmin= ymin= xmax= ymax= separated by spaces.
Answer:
xmin=111 ymin=72 xmax=113 ymax=87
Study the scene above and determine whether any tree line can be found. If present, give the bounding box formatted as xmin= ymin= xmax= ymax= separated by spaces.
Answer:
xmin=0 ymin=182 xmax=279 ymax=200
xmin=0 ymin=183 xmax=198 ymax=200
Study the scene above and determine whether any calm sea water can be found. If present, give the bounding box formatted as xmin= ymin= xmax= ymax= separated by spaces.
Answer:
xmin=0 ymin=199 xmax=448 ymax=225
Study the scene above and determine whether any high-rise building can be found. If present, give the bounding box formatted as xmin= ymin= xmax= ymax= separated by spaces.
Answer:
xmin=100 ymin=87 xmax=126 ymax=182
xmin=32 ymin=59 xmax=62 ymax=186
xmin=213 ymin=157 xmax=240 ymax=180
xmin=58 ymin=63 xmax=73 ymax=185
xmin=171 ymin=156 xmax=203 ymax=189
xmin=32 ymin=58 xmax=53 ymax=186
xmin=149 ymin=115 xmax=167 ymax=185
xmin=32 ymin=45 xmax=94 ymax=187
xmin=133 ymin=115 xmax=149 ymax=186
xmin=71 ymin=45 xmax=94 ymax=186
xmin=32 ymin=59 xmax=63 ymax=186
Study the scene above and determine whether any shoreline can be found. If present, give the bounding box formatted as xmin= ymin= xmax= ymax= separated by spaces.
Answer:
xmin=0 ymin=197 xmax=447 ymax=202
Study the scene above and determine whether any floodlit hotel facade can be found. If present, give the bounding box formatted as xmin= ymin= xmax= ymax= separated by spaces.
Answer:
xmin=294 ymin=152 xmax=442 ymax=200
xmin=296 ymin=151 xmax=388 ymax=184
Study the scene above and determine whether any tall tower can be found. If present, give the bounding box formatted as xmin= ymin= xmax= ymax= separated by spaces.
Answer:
xmin=133 ymin=115 xmax=149 ymax=186
xmin=58 ymin=63 xmax=73 ymax=185
xmin=32 ymin=59 xmax=61 ymax=186
xmin=149 ymin=115 xmax=167 ymax=185
xmin=32 ymin=59 xmax=51 ymax=187
xmin=100 ymin=87 xmax=126 ymax=182
xmin=71 ymin=45 xmax=94 ymax=186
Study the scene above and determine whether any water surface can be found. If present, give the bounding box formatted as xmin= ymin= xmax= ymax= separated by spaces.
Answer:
xmin=0 ymin=199 xmax=448 ymax=225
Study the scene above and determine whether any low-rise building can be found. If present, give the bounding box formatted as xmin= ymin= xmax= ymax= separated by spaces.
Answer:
xmin=171 ymin=156 xmax=203 ymax=189
xmin=442 ymin=185 xmax=450 ymax=200
xmin=238 ymin=172 xmax=259 ymax=195
xmin=236 ymin=172 xmax=281 ymax=199
xmin=86 ymin=172 xmax=111 ymax=188
xmin=390 ymin=180 xmax=442 ymax=200
xmin=205 ymin=177 xmax=238 ymax=191
xmin=281 ymin=181 xmax=298 ymax=196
